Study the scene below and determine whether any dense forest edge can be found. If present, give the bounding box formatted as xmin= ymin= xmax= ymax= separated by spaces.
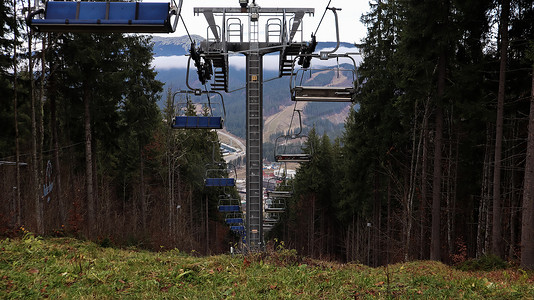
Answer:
xmin=2 ymin=0 xmax=534 ymax=271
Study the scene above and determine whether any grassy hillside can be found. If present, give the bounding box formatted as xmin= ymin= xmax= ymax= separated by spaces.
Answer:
xmin=1 ymin=235 xmax=533 ymax=299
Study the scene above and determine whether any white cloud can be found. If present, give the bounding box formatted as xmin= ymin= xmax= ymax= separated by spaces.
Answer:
xmin=151 ymin=55 xmax=191 ymax=70
xmin=153 ymin=46 xmax=362 ymax=71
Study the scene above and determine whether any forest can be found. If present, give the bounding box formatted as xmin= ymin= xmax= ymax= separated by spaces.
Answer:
xmin=1 ymin=0 xmax=534 ymax=270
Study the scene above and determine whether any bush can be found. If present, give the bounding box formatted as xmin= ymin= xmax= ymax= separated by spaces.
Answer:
xmin=456 ymin=254 xmax=508 ymax=271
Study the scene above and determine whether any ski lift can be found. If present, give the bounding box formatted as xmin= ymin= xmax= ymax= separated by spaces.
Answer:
xmin=27 ymin=0 xmax=182 ymax=33
xmin=264 ymin=197 xmax=285 ymax=213
xmin=289 ymin=7 xmax=358 ymax=102
xmin=230 ymin=225 xmax=245 ymax=233
xmin=267 ymin=190 xmax=292 ymax=198
xmin=263 ymin=217 xmax=279 ymax=224
xmin=205 ymin=163 xmax=237 ymax=187
xmin=225 ymin=212 xmax=244 ymax=225
xmin=171 ymin=90 xmax=226 ymax=130
xmin=290 ymin=56 xmax=357 ymax=102
xmin=274 ymin=110 xmax=312 ymax=163
xmin=264 ymin=177 xmax=278 ymax=193
xmin=267 ymin=175 xmax=293 ymax=198
xmin=263 ymin=224 xmax=274 ymax=231
xmin=218 ymin=196 xmax=241 ymax=212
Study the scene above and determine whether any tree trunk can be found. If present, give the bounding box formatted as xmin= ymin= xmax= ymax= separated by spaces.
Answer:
xmin=205 ymin=194 xmax=209 ymax=254
xmin=84 ymin=84 xmax=95 ymax=234
xmin=431 ymin=54 xmax=447 ymax=261
xmin=168 ymin=153 xmax=173 ymax=239
xmin=49 ymin=55 xmax=64 ymax=225
xmin=13 ymin=0 xmax=21 ymax=226
xmin=477 ymin=125 xmax=492 ymax=257
xmin=140 ymin=151 xmax=146 ymax=232
xmin=39 ymin=37 xmax=46 ymax=228
xmin=28 ymin=22 xmax=43 ymax=235
xmin=420 ymin=104 xmax=429 ymax=260
xmin=492 ymin=0 xmax=509 ymax=258
xmin=520 ymin=63 xmax=534 ymax=269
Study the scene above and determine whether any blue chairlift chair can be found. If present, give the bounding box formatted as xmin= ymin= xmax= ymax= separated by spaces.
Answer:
xmin=205 ymin=162 xmax=237 ymax=187
xmin=225 ymin=212 xmax=244 ymax=225
xmin=171 ymin=90 xmax=226 ymax=130
xmin=218 ymin=196 xmax=241 ymax=212
xmin=28 ymin=0 xmax=182 ymax=33
xmin=230 ymin=225 xmax=245 ymax=233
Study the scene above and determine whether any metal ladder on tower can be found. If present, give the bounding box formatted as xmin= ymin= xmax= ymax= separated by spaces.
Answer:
xmin=245 ymin=16 xmax=263 ymax=250
xmin=207 ymin=54 xmax=229 ymax=92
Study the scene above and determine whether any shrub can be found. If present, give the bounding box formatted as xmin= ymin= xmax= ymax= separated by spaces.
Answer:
xmin=456 ymin=254 xmax=508 ymax=271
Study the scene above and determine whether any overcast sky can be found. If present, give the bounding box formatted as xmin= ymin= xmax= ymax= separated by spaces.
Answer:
xmin=157 ymin=0 xmax=370 ymax=44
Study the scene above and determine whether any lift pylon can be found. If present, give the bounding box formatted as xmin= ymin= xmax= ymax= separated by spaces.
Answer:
xmin=193 ymin=2 xmax=313 ymax=251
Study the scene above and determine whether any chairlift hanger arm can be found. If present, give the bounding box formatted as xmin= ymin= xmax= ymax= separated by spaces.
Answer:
xmin=319 ymin=7 xmax=341 ymax=56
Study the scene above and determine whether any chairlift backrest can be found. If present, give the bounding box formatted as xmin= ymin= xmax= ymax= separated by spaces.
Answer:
xmin=28 ymin=0 xmax=182 ymax=33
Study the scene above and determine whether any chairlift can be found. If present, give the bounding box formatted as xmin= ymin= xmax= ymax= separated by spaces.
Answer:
xmin=263 ymin=224 xmax=274 ymax=231
xmin=171 ymin=90 xmax=225 ymax=130
xmin=267 ymin=190 xmax=292 ymax=198
xmin=230 ymin=225 xmax=245 ymax=233
xmin=263 ymin=218 xmax=279 ymax=224
xmin=218 ymin=196 xmax=241 ymax=212
xmin=205 ymin=163 xmax=237 ymax=187
xmin=289 ymin=7 xmax=358 ymax=102
xmin=274 ymin=110 xmax=312 ymax=163
xmin=290 ymin=58 xmax=358 ymax=102
xmin=264 ymin=197 xmax=286 ymax=213
xmin=267 ymin=175 xmax=293 ymax=198
xmin=225 ymin=212 xmax=244 ymax=225
xmin=27 ymin=0 xmax=182 ymax=33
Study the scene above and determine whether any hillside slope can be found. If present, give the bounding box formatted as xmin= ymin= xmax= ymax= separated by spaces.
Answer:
xmin=1 ymin=236 xmax=533 ymax=299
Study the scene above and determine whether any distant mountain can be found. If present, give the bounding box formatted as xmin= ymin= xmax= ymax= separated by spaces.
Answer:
xmin=151 ymin=35 xmax=205 ymax=56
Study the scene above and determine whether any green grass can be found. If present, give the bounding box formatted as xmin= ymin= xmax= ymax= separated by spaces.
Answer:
xmin=1 ymin=234 xmax=533 ymax=299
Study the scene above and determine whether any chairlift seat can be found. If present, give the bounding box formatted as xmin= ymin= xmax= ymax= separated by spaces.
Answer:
xmin=225 ymin=218 xmax=244 ymax=224
xmin=172 ymin=116 xmax=223 ymax=129
xmin=292 ymin=86 xmax=355 ymax=102
xmin=205 ymin=178 xmax=235 ymax=187
xmin=218 ymin=205 xmax=240 ymax=212
xmin=230 ymin=225 xmax=245 ymax=232
xmin=265 ymin=207 xmax=285 ymax=213
xmin=267 ymin=191 xmax=292 ymax=198
xmin=30 ymin=1 xmax=177 ymax=33
xmin=275 ymin=153 xmax=312 ymax=163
